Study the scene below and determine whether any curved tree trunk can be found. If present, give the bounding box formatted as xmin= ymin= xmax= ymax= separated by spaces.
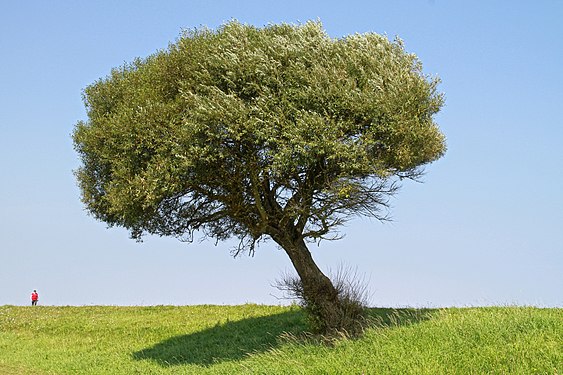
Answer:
xmin=271 ymin=229 xmax=343 ymax=333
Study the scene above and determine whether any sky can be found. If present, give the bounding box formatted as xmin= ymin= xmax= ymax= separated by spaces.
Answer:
xmin=1 ymin=1 xmax=561 ymax=308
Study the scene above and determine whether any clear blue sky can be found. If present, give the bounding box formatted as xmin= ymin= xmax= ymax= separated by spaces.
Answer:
xmin=1 ymin=1 xmax=561 ymax=307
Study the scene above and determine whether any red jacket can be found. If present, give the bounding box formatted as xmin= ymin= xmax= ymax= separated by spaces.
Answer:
xmin=31 ymin=292 xmax=38 ymax=301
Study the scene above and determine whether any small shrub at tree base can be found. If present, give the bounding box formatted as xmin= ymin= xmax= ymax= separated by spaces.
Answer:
xmin=276 ymin=266 xmax=370 ymax=336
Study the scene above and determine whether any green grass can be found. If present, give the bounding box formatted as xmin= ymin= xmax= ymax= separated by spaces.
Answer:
xmin=0 ymin=305 xmax=560 ymax=374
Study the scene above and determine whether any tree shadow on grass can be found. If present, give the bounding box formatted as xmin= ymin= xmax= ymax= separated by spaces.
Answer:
xmin=132 ymin=310 xmax=307 ymax=367
xmin=132 ymin=308 xmax=437 ymax=367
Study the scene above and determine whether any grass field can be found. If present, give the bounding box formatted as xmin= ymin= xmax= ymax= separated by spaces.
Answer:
xmin=0 ymin=304 xmax=560 ymax=374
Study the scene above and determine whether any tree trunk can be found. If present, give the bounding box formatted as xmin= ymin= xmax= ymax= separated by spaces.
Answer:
xmin=271 ymin=229 xmax=343 ymax=333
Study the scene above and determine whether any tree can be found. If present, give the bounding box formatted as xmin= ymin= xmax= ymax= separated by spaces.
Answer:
xmin=73 ymin=21 xmax=445 ymax=333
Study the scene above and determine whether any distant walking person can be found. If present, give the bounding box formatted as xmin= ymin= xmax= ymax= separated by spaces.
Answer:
xmin=31 ymin=290 xmax=39 ymax=306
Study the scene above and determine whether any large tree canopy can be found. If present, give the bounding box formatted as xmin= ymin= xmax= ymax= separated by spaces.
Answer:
xmin=73 ymin=21 xmax=445 ymax=332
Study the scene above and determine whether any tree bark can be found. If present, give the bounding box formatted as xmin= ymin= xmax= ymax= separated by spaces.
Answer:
xmin=271 ymin=228 xmax=343 ymax=333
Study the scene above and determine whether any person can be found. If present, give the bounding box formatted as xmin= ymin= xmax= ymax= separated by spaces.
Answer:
xmin=31 ymin=290 xmax=39 ymax=306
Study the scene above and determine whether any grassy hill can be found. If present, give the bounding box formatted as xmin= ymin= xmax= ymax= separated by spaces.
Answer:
xmin=0 ymin=304 xmax=560 ymax=374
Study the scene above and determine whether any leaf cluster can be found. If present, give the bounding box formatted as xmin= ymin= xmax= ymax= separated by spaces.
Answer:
xmin=73 ymin=20 xmax=445 ymax=253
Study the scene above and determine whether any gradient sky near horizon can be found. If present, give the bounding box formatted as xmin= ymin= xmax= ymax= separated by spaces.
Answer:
xmin=1 ymin=1 xmax=561 ymax=307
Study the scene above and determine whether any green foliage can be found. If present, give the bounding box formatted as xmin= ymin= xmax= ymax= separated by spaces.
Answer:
xmin=0 ymin=305 xmax=560 ymax=374
xmin=73 ymin=20 xmax=445 ymax=251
